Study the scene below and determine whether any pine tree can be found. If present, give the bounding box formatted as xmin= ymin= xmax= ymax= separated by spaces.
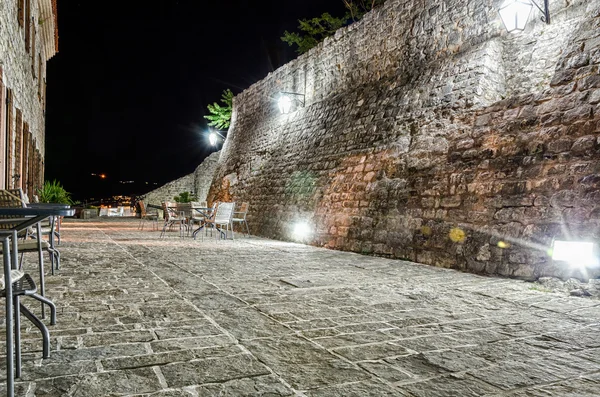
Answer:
xmin=281 ymin=0 xmax=385 ymax=54
xmin=204 ymin=89 xmax=233 ymax=130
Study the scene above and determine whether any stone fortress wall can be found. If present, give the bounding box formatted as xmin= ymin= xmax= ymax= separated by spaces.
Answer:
xmin=204 ymin=0 xmax=600 ymax=280
xmin=142 ymin=151 xmax=220 ymax=205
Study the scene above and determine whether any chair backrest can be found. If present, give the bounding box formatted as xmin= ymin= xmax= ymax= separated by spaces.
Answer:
xmin=0 ymin=189 xmax=28 ymax=230
xmin=162 ymin=201 xmax=178 ymax=221
xmin=238 ymin=202 xmax=249 ymax=214
xmin=0 ymin=189 xmax=27 ymax=208
xmin=190 ymin=201 xmax=208 ymax=209
xmin=138 ymin=200 xmax=147 ymax=217
xmin=214 ymin=202 xmax=235 ymax=224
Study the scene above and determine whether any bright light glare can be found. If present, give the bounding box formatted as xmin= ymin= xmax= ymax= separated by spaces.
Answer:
xmin=209 ymin=133 xmax=218 ymax=146
xmin=293 ymin=222 xmax=311 ymax=239
xmin=278 ymin=95 xmax=293 ymax=114
xmin=499 ymin=0 xmax=533 ymax=32
xmin=552 ymin=241 xmax=598 ymax=268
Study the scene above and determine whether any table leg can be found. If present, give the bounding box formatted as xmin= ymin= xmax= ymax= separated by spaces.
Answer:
xmin=4 ymin=237 xmax=14 ymax=397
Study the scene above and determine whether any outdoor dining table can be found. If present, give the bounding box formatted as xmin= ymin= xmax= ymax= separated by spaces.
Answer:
xmin=0 ymin=204 xmax=74 ymax=397
xmin=191 ymin=207 xmax=213 ymax=239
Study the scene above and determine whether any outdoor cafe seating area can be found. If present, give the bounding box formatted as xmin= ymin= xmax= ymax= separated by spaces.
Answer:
xmin=140 ymin=200 xmax=250 ymax=241
xmin=0 ymin=191 xmax=249 ymax=396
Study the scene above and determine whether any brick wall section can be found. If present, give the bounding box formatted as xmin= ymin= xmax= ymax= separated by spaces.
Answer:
xmin=207 ymin=0 xmax=600 ymax=280
xmin=142 ymin=151 xmax=221 ymax=205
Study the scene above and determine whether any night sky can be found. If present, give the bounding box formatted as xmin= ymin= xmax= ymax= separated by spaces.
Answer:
xmin=45 ymin=0 xmax=346 ymax=201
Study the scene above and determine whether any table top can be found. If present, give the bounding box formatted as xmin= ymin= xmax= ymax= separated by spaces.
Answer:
xmin=0 ymin=207 xmax=75 ymax=217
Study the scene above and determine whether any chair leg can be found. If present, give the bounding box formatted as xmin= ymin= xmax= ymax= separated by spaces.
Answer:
xmin=20 ymin=304 xmax=50 ymax=359
xmin=30 ymin=293 xmax=57 ymax=325
xmin=14 ymin=295 xmax=21 ymax=378
xmin=231 ymin=223 xmax=235 ymax=241
xmin=244 ymin=220 xmax=250 ymax=237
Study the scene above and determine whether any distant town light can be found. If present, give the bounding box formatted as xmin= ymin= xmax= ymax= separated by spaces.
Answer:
xmin=552 ymin=241 xmax=598 ymax=268
xmin=498 ymin=0 xmax=550 ymax=33
xmin=100 ymin=174 xmax=106 ymax=179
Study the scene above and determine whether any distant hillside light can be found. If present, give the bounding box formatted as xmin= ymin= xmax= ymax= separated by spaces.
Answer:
xmin=277 ymin=92 xmax=305 ymax=114
xmin=499 ymin=0 xmax=550 ymax=33
xmin=551 ymin=240 xmax=598 ymax=269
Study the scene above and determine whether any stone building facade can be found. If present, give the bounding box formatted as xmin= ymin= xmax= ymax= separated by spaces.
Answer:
xmin=142 ymin=151 xmax=220 ymax=205
xmin=0 ymin=0 xmax=57 ymax=197
xmin=207 ymin=0 xmax=600 ymax=280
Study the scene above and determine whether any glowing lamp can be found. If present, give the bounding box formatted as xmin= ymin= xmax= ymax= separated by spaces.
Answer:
xmin=278 ymin=95 xmax=293 ymax=114
xmin=277 ymin=92 xmax=305 ymax=114
xmin=552 ymin=241 xmax=598 ymax=268
xmin=498 ymin=0 xmax=550 ymax=33
xmin=293 ymin=222 xmax=311 ymax=239
xmin=209 ymin=133 xmax=218 ymax=146
xmin=207 ymin=129 xmax=225 ymax=147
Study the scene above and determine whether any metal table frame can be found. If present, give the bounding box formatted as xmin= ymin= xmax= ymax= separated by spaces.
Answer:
xmin=0 ymin=205 xmax=74 ymax=397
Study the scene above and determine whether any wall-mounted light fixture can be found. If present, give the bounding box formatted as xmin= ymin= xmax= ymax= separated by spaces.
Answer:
xmin=551 ymin=240 xmax=598 ymax=269
xmin=208 ymin=129 xmax=226 ymax=146
xmin=278 ymin=92 xmax=305 ymax=114
xmin=499 ymin=0 xmax=550 ymax=33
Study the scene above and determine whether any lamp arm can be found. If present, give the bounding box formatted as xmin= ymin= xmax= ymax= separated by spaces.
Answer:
xmin=530 ymin=0 xmax=550 ymax=24
xmin=280 ymin=92 xmax=306 ymax=106
xmin=213 ymin=130 xmax=226 ymax=139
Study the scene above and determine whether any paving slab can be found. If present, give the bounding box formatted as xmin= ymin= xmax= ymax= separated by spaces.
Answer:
xmin=0 ymin=218 xmax=598 ymax=396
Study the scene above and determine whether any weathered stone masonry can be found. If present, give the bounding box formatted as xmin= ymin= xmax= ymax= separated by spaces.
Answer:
xmin=0 ymin=0 xmax=57 ymax=195
xmin=142 ymin=151 xmax=220 ymax=205
xmin=207 ymin=0 xmax=600 ymax=280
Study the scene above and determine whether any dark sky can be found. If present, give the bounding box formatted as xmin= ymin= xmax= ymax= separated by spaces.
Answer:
xmin=45 ymin=0 xmax=346 ymax=201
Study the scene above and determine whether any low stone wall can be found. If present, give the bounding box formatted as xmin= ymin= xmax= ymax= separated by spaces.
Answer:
xmin=141 ymin=151 xmax=221 ymax=206
xmin=207 ymin=0 xmax=600 ymax=281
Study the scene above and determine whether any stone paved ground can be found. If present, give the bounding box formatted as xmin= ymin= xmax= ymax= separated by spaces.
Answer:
xmin=0 ymin=218 xmax=599 ymax=396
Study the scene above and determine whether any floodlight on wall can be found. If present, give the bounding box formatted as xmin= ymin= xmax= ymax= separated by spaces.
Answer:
xmin=551 ymin=240 xmax=599 ymax=269
xmin=278 ymin=92 xmax=305 ymax=114
xmin=499 ymin=0 xmax=550 ymax=33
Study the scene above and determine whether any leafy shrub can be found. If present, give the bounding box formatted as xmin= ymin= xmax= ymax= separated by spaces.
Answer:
xmin=37 ymin=180 xmax=73 ymax=204
xmin=173 ymin=192 xmax=197 ymax=203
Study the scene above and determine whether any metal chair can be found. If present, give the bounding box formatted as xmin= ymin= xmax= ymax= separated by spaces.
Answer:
xmin=203 ymin=202 xmax=236 ymax=241
xmin=138 ymin=200 xmax=158 ymax=231
xmin=232 ymin=202 xmax=250 ymax=236
xmin=160 ymin=202 xmax=186 ymax=238
xmin=0 ymin=271 xmax=56 ymax=377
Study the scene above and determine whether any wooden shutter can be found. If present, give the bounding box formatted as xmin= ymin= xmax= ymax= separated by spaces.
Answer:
xmin=5 ymin=90 xmax=13 ymax=188
xmin=0 ymin=67 xmax=4 ymax=189
xmin=24 ymin=0 xmax=31 ymax=53
xmin=38 ymin=55 xmax=43 ymax=100
xmin=14 ymin=109 xmax=22 ymax=188
xmin=31 ymin=18 xmax=36 ymax=77
xmin=17 ymin=0 xmax=24 ymax=27
xmin=21 ymin=122 xmax=29 ymax=192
